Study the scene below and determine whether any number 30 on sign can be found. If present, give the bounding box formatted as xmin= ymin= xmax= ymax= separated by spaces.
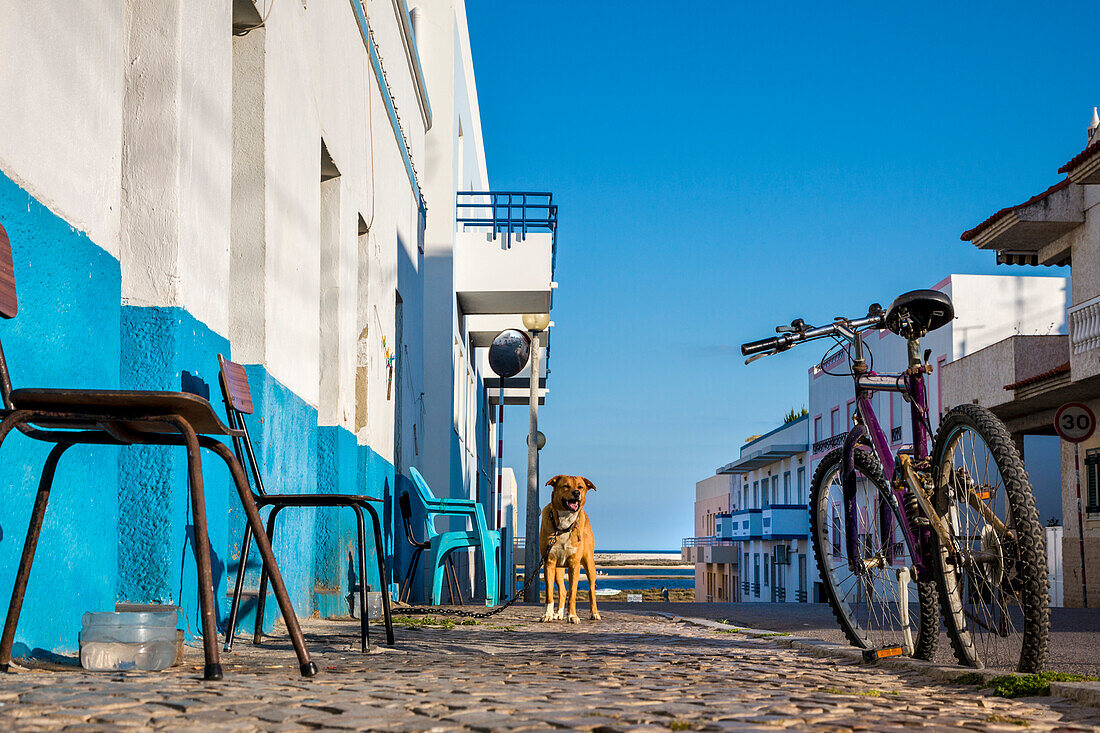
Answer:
xmin=1055 ymin=402 xmax=1096 ymax=443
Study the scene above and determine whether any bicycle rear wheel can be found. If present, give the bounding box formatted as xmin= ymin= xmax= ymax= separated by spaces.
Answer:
xmin=809 ymin=447 xmax=937 ymax=659
xmin=931 ymin=404 xmax=1049 ymax=673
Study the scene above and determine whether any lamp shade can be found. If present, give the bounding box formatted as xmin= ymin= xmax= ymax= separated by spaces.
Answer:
xmin=522 ymin=313 xmax=551 ymax=331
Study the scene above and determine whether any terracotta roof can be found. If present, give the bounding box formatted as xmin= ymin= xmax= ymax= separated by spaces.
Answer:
xmin=961 ymin=179 xmax=1071 ymax=241
xmin=1003 ymin=362 xmax=1070 ymax=391
xmin=1058 ymin=140 xmax=1100 ymax=174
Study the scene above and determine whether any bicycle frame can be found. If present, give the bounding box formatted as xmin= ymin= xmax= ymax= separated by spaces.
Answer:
xmin=840 ymin=336 xmax=934 ymax=579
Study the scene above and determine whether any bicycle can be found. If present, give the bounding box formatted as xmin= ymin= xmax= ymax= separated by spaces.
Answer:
xmin=741 ymin=290 xmax=1050 ymax=672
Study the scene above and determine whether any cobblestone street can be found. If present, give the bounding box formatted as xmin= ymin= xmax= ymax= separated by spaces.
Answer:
xmin=0 ymin=607 xmax=1098 ymax=731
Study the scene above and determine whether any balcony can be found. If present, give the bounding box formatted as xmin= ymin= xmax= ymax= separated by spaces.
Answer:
xmin=812 ymin=434 xmax=845 ymax=454
xmin=762 ymin=505 xmax=809 ymax=539
xmin=455 ymin=192 xmax=557 ymax=315
xmin=726 ymin=509 xmax=762 ymax=541
xmin=681 ymin=536 xmax=737 ymax=564
xmin=1070 ymin=294 xmax=1100 ymax=382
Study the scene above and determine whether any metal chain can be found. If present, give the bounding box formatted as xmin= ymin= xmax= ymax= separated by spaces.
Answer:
xmin=393 ymin=524 xmax=569 ymax=619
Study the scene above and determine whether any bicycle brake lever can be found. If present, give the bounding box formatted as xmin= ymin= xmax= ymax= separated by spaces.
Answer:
xmin=744 ymin=352 xmax=769 ymax=365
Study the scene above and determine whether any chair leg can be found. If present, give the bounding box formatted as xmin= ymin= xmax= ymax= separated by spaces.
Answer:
xmin=166 ymin=418 xmax=223 ymax=682
xmin=447 ymin=557 xmax=464 ymax=606
xmin=201 ymin=439 xmax=315 ymax=677
xmin=400 ymin=547 xmax=423 ymax=604
xmin=351 ymin=506 xmax=370 ymax=653
xmin=254 ymin=507 xmax=281 ymax=646
xmin=0 ymin=437 xmax=70 ymax=673
xmin=223 ymin=520 xmax=253 ymax=652
xmin=362 ymin=503 xmax=394 ymax=645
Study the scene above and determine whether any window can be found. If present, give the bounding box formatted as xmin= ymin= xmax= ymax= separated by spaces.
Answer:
xmin=797 ymin=467 xmax=806 ymax=504
xmin=814 ymin=416 xmax=822 ymax=442
xmin=763 ymin=556 xmax=770 ymax=586
xmin=846 ymin=399 xmax=855 ymax=431
xmin=783 ymin=472 xmax=791 ymax=504
xmin=453 ymin=340 xmax=465 ymax=439
xmin=753 ymin=554 xmax=760 ymax=590
xmin=753 ymin=481 xmax=759 ymax=508
xmin=772 ymin=475 xmax=779 ymax=505
xmin=891 ymin=393 xmax=902 ymax=431
xmin=830 ymin=407 xmax=840 ymax=436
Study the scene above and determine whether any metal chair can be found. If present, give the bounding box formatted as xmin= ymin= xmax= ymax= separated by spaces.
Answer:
xmin=0 ymin=222 xmax=315 ymax=681
xmin=219 ymin=355 xmax=394 ymax=653
xmin=407 ymin=467 xmax=501 ymax=606
xmin=398 ymin=490 xmax=463 ymax=605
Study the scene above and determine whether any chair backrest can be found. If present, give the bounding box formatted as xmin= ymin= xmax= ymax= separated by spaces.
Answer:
xmin=0 ymin=222 xmax=17 ymax=409
xmin=398 ymin=490 xmax=419 ymax=545
xmin=217 ymin=354 xmax=265 ymax=496
xmin=0 ymin=223 xmax=16 ymax=319
xmin=407 ymin=467 xmax=442 ymax=540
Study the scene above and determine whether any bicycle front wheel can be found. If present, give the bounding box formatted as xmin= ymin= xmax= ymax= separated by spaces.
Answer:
xmin=809 ymin=447 xmax=937 ymax=659
xmin=931 ymin=404 xmax=1049 ymax=672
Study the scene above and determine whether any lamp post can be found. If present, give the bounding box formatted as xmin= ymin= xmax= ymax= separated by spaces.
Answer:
xmin=522 ymin=313 xmax=550 ymax=602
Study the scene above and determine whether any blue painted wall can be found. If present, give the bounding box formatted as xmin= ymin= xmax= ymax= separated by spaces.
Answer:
xmin=118 ymin=306 xmax=231 ymax=639
xmin=0 ymin=169 xmax=121 ymax=655
xmin=0 ymin=168 xmax=406 ymax=656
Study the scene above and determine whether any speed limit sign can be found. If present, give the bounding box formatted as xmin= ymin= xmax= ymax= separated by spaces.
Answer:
xmin=1055 ymin=402 xmax=1096 ymax=443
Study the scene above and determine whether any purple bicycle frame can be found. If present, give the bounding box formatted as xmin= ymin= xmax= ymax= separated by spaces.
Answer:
xmin=839 ymin=365 xmax=933 ymax=578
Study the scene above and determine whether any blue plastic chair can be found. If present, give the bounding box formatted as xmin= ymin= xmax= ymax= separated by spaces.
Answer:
xmin=407 ymin=467 xmax=500 ymax=606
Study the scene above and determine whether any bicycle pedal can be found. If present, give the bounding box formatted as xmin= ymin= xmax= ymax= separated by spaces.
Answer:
xmin=862 ymin=647 xmax=904 ymax=662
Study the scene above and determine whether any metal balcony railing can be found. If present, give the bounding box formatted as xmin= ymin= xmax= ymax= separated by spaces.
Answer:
xmin=812 ymin=434 xmax=845 ymax=454
xmin=742 ymin=581 xmax=750 ymax=595
xmin=795 ymin=589 xmax=807 ymax=603
xmin=891 ymin=426 xmax=903 ymax=443
xmin=682 ymin=536 xmax=736 ymax=547
xmin=456 ymin=191 xmax=558 ymax=260
xmin=775 ymin=587 xmax=786 ymax=602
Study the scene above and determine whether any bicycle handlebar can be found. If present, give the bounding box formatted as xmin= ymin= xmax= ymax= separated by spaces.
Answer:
xmin=741 ymin=335 xmax=784 ymax=356
xmin=740 ymin=313 xmax=885 ymax=361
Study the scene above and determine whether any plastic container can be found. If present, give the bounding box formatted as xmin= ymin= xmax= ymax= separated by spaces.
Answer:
xmin=79 ymin=610 xmax=178 ymax=672
xmin=347 ymin=590 xmax=383 ymax=620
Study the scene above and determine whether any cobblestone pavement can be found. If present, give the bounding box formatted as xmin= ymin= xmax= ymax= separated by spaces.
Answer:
xmin=1 ymin=607 xmax=1098 ymax=731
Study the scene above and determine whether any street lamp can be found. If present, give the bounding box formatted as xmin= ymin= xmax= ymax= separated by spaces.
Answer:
xmin=522 ymin=313 xmax=550 ymax=602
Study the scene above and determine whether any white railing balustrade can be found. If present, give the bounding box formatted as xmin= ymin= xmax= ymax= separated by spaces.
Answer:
xmin=1069 ymin=294 xmax=1100 ymax=355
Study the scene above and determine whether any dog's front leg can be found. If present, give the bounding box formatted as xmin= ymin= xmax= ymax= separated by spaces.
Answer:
xmin=540 ymin=557 xmax=558 ymax=622
xmin=554 ymin=568 xmax=566 ymax=620
xmin=583 ymin=551 xmax=601 ymax=621
xmin=566 ymin=562 xmax=582 ymax=624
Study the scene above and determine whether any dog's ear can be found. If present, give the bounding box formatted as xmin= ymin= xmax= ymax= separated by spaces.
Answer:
xmin=545 ymin=475 xmax=564 ymax=488
xmin=581 ymin=477 xmax=596 ymax=492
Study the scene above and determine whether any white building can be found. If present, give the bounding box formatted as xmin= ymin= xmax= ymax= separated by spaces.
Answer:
xmin=0 ymin=0 xmax=552 ymax=654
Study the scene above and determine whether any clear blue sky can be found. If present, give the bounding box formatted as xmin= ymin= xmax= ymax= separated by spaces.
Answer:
xmin=465 ymin=1 xmax=1096 ymax=550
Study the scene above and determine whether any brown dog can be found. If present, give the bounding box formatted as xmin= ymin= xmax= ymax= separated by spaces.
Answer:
xmin=539 ymin=475 xmax=600 ymax=623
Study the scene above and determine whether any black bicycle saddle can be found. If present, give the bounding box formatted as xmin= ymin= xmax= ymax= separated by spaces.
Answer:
xmin=884 ymin=289 xmax=954 ymax=338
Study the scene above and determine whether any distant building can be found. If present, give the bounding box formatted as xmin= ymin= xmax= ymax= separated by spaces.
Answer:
xmin=683 ymin=474 xmax=736 ymax=602
xmin=686 ymin=416 xmax=810 ymax=604
xmin=949 ymin=110 xmax=1100 ymax=607
xmin=718 ymin=416 xmax=810 ymax=603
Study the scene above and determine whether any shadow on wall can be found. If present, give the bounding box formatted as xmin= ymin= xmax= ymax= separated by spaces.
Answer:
xmin=180 ymin=523 xmax=225 ymax=635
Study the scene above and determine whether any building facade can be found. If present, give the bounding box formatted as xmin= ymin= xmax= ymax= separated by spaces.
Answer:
xmin=718 ymin=416 xmax=811 ymax=603
xmin=684 ymin=474 xmax=736 ymax=602
xmin=0 ymin=0 xmax=550 ymax=655
xmin=946 ymin=112 xmax=1100 ymax=607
